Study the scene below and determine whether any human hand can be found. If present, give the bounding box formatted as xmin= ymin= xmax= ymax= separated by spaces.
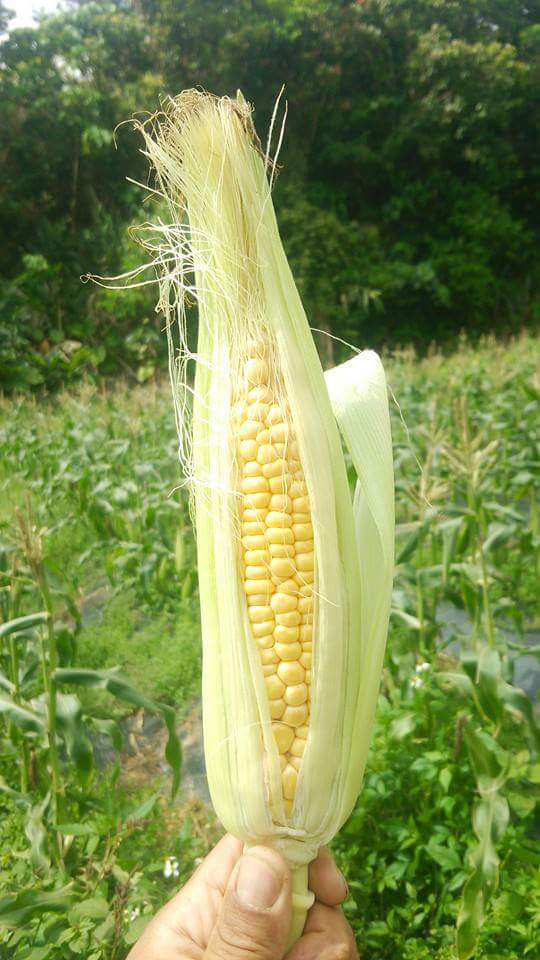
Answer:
xmin=127 ymin=833 xmax=358 ymax=959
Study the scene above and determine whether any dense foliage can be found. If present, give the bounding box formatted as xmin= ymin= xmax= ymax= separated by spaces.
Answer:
xmin=0 ymin=336 xmax=538 ymax=958
xmin=1 ymin=0 xmax=539 ymax=391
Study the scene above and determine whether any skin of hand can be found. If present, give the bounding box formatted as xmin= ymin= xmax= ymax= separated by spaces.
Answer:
xmin=127 ymin=833 xmax=359 ymax=960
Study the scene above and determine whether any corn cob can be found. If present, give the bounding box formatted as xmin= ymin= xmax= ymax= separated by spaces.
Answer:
xmin=134 ymin=90 xmax=395 ymax=946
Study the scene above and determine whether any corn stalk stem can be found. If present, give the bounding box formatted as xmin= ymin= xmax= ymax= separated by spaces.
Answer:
xmin=465 ymin=490 xmax=493 ymax=647
xmin=530 ymin=491 xmax=539 ymax=578
xmin=473 ymin=495 xmax=495 ymax=649
xmin=7 ymin=575 xmax=30 ymax=792
xmin=36 ymin=572 xmax=63 ymax=855
xmin=8 ymin=635 xmax=30 ymax=793
xmin=478 ymin=542 xmax=495 ymax=649
xmin=286 ymin=865 xmax=314 ymax=950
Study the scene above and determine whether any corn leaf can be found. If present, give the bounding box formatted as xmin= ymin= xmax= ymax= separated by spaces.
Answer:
xmin=0 ymin=612 xmax=49 ymax=640
xmin=457 ymin=793 xmax=510 ymax=960
xmin=0 ymin=887 xmax=73 ymax=928
xmin=54 ymin=668 xmax=181 ymax=797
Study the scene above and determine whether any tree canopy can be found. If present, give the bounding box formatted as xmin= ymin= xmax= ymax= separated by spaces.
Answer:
xmin=1 ymin=0 xmax=538 ymax=389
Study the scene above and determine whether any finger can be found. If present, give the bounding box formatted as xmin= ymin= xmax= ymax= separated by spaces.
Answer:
xmin=205 ymin=845 xmax=292 ymax=960
xmin=286 ymin=903 xmax=359 ymax=960
xmin=158 ymin=833 xmax=243 ymax=928
xmin=308 ymin=848 xmax=348 ymax=907
xmin=189 ymin=834 xmax=244 ymax=894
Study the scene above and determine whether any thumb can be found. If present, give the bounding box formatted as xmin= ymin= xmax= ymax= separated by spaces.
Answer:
xmin=205 ymin=846 xmax=292 ymax=960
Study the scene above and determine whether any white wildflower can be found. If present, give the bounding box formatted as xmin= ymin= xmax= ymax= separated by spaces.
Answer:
xmin=123 ymin=905 xmax=141 ymax=922
xmin=163 ymin=856 xmax=180 ymax=879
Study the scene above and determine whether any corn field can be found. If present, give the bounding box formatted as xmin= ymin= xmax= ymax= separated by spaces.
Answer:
xmin=0 ymin=334 xmax=538 ymax=960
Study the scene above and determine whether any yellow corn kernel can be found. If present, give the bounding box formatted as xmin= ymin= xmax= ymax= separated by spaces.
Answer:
xmin=268 ymin=543 xmax=295 ymax=558
xmin=244 ymin=550 xmax=270 ymax=566
xmin=285 ymin=683 xmax=308 ymax=706
xmin=295 ymin=571 xmax=315 ymax=585
xmin=245 ymin=358 xmax=268 ymax=384
xmin=242 ymin=534 xmax=266 ymax=551
xmin=275 ymin=610 xmax=301 ymax=628
xmin=265 ymin=527 xmax=294 ymax=545
xmin=296 ymin=553 xmax=314 ymax=572
xmin=266 ymin=511 xmax=292 ymax=528
xmin=261 ymin=648 xmax=280 ymax=665
xmin=295 ymin=539 xmax=314 ymax=553
xmin=242 ymin=506 xmax=265 ymax=523
xmin=245 ymin=579 xmax=274 ymax=596
xmin=247 ymin=593 xmax=271 ymax=606
xmin=269 ymin=494 xmax=292 ymax=512
xmin=276 ymin=578 xmax=298 ymax=595
xmin=248 ymin=605 xmax=273 ymax=623
xmin=242 ymin=521 xmax=265 ymax=537
xmin=282 ymin=764 xmax=298 ymax=800
xmin=275 ymin=641 xmax=302 ymax=661
xmin=239 ymin=438 xmax=258 ymax=460
xmin=269 ymin=423 xmax=289 ymax=443
xmin=272 ymin=722 xmax=294 ymax=754
xmin=265 ymin=404 xmax=282 ymax=423
xmin=271 ymin=593 xmax=298 ymax=613
xmin=252 ymin=620 xmax=275 ymax=638
xmin=265 ymin=675 xmax=286 ymax=699
xmin=244 ymin=460 xmax=263 ymax=477
xmin=248 ymin=385 xmax=273 ymax=404
xmin=270 ymin=557 xmax=296 ymax=579
xmin=268 ymin=474 xmax=293 ymax=493
xmin=245 ymin=565 xmax=269 ymax=581
xmin=288 ymin=480 xmax=307 ymax=498
xmin=248 ymin=402 xmax=269 ymax=422
xmin=269 ymin=699 xmax=286 ymax=720
xmin=256 ymin=634 xmax=275 ymax=650
xmin=274 ymin=625 xmax=299 ymax=644
xmin=242 ymin=475 xmax=269 ymax=495
xmin=239 ymin=419 xmax=260 ymax=440
xmin=290 ymin=737 xmax=306 ymax=758
xmin=277 ymin=661 xmax=305 ymax=685
xmin=262 ymin=458 xmax=287 ymax=478
xmin=292 ymin=522 xmax=313 ymax=540
xmin=246 ymin=492 xmax=272 ymax=510
xmin=282 ymin=704 xmax=308 ymax=727
xmin=258 ymin=444 xmax=279 ymax=465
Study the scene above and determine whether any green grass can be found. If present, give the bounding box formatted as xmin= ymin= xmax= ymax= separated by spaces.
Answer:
xmin=77 ymin=589 xmax=201 ymax=709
